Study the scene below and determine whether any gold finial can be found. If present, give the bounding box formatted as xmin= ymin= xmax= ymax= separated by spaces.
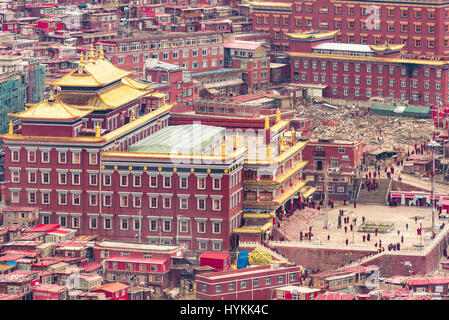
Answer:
xmin=276 ymin=108 xmax=281 ymax=123
xmin=131 ymin=109 xmax=135 ymax=121
xmin=49 ymin=91 xmax=55 ymax=102
xmin=267 ymin=143 xmax=271 ymax=158
xmin=79 ymin=52 xmax=84 ymax=65
xmin=291 ymin=126 xmax=296 ymax=144
xmin=8 ymin=120 xmax=13 ymax=135
xmin=99 ymin=43 xmax=104 ymax=59
xmin=264 ymin=116 xmax=270 ymax=130
xmin=95 ymin=123 xmax=101 ymax=138
xmin=222 ymin=138 xmax=226 ymax=159
xmin=89 ymin=43 xmax=95 ymax=62
xmin=234 ymin=132 xmax=240 ymax=149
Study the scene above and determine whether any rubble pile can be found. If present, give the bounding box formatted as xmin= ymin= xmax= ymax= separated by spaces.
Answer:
xmin=298 ymin=104 xmax=436 ymax=149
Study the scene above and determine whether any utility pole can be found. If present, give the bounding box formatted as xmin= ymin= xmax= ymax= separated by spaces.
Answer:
xmin=429 ymin=140 xmax=441 ymax=233
xmin=323 ymin=163 xmax=329 ymax=229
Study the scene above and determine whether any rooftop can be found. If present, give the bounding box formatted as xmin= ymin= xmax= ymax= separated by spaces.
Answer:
xmin=93 ymin=282 xmax=128 ymax=293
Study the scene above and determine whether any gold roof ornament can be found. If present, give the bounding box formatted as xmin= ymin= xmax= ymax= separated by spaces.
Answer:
xmin=131 ymin=109 xmax=135 ymax=121
xmin=8 ymin=120 xmax=13 ymax=135
xmin=79 ymin=52 xmax=84 ymax=66
xmin=291 ymin=126 xmax=296 ymax=144
xmin=264 ymin=116 xmax=270 ymax=130
xmin=89 ymin=43 xmax=95 ymax=63
xmin=99 ymin=43 xmax=104 ymax=60
xmin=234 ymin=132 xmax=240 ymax=149
xmin=276 ymin=108 xmax=281 ymax=123
xmin=48 ymin=91 xmax=55 ymax=102
xmin=267 ymin=143 xmax=271 ymax=158
xmin=222 ymin=138 xmax=226 ymax=159
xmin=95 ymin=123 xmax=101 ymax=138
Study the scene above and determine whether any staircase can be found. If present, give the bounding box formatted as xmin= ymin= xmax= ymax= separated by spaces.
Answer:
xmin=356 ymin=178 xmax=391 ymax=205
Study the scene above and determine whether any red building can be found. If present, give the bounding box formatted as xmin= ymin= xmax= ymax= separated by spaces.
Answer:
xmin=99 ymin=32 xmax=225 ymax=78
xmin=32 ymin=283 xmax=68 ymax=300
xmin=102 ymin=256 xmax=170 ymax=293
xmin=249 ymin=0 xmax=449 ymax=57
xmin=302 ymin=138 xmax=363 ymax=201
xmin=287 ymin=30 xmax=449 ymax=106
xmin=92 ymin=282 xmax=128 ymax=300
xmin=199 ymin=252 xmax=230 ymax=271
xmin=195 ymin=262 xmax=303 ymax=300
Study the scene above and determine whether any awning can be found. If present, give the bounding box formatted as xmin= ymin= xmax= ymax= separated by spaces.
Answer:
xmin=270 ymin=63 xmax=287 ymax=68
xmin=391 ymin=194 xmax=402 ymax=198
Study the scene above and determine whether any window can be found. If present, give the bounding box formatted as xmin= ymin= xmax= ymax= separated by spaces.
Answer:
xmin=133 ymin=219 xmax=141 ymax=231
xmin=28 ymin=171 xmax=37 ymax=184
xmin=58 ymin=193 xmax=67 ymax=205
xmin=120 ymin=195 xmax=129 ymax=207
xmin=104 ymin=218 xmax=112 ymax=230
xmin=58 ymin=151 xmax=67 ymax=164
xmin=277 ymin=275 xmax=284 ymax=283
xmin=197 ymin=198 xmax=206 ymax=211
xmin=72 ymin=193 xmax=81 ymax=206
xmin=149 ymin=196 xmax=158 ymax=209
xmin=240 ymin=281 xmax=247 ymax=289
xmin=28 ymin=150 xmax=36 ymax=163
xmin=163 ymin=219 xmax=171 ymax=232
xmin=11 ymin=170 xmax=20 ymax=183
xmin=212 ymin=198 xmax=221 ymax=211
xmin=179 ymin=197 xmax=189 ymax=210
xmin=41 ymin=192 xmax=50 ymax=205
xmin=72 ymin=216 xmax=80 ymax=229
xmin=212 ymin=177 xmax=221 ymax=190
xmin=212 ymin=221 xmax=221 ymax=234
xmin=120 ymin=218 xmax=129 ymax=230
xmin=163 ymin=197 xmax=172 ymax=209
xmin=163 ymin=176 xmax=171 ymax=188
xmin=149 ymin=219 xmax=158 ymax=232
xmin=103 ymin=195 xmax=112 ymax=207
xmin=179 ymin=176 xmax=188 ymax=189
xmin=89 ymin=174 xmax=98 ymax=186
xmin=89 ymin=217 xmax=98 ymax=229
xmin=72 ymin=152 xmax=81 ymax=164
xmin=89 ymin=153 xmax=98 ymax=165
xmin=89 ymin=194 xmax=98 ymax=206
xmin=58 ymin=172 xmax=67 ymax=185
xmin=149 ymin=175 xmax=158 ymax=188
xmin=133 ymin=175 xmax=142 ymax=187
xmin=133 ymin=195 xmax=142 ymax=208
xmin=41 ymin=151 xmax=50 ymax=163
xmin=197 ymin=221 xmax=206 ymax=233
xmin=11 ymin=149 xmax=20 ymax=162
xmin=103 ymin=174 xmax=112 ymax=186
xmin=120 ymin=175 xmax=129 ymax=187
xmin=197 ymin=177 xmax=206 ymax=190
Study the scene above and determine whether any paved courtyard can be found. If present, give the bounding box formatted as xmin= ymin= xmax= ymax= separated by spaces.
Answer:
xmin=278 ymin=203 xmax=446 ymax=252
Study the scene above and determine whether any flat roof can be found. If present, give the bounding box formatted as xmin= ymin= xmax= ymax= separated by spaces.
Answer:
xmin=128 ymin=124 xmax=225 ymax=155
xmin=277 ymin=285 xmax=321 ymax=293
xmin=313 ymin=42 xmax=372 ymax=53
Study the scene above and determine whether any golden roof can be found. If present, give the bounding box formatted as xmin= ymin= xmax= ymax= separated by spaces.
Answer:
xmin=121 ymin=77 xmax=152 ymax=90
xmin=287 ymin=30 xmax=339 ymax=40
xmin=232 ymin=221 xmax=273 ymax=234
xmin=246 ymin=1 xmax=292 ymax=8
xmin=57 ymin=79 xmax=152 ymax=111
xmin=369 ymin=43 xmax=405 ymax=52
xmin=11 ymin=96 xmax=92 ymax=121
xmin=47 ymin=56 xmax=134 ymax=88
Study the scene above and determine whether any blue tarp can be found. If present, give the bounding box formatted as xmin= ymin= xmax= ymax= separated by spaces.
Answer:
xmin=236 ymin=250 xmax=250 ymax=269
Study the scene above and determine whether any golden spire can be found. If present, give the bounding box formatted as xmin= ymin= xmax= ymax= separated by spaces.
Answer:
xmin=8 ymin=120 xmax=13 ymax=135
xmin=89 ymin=43 xmax=95 ymax=63
xmin=95 ymin=123 xmax=101 ymax=138
xmin=276 ymin=108 xmax=281 ymax=123
xmin=264 ymin=116 xmax=270 ymax=130
xmin=48 ymin=91 xmax=55 ymax=102
xmin=99 ymin=43 xmax=104 ymax=59
xmin=267 ymin=143 xmax=271 ymax=158
xmin=222 ymin=138 xmax=226 ymax=159
xmin=95 ymin=50 xmax=99 ymax=60
xmin=291 ymin=126 xmax=296 ymax=144
xmin=79 ymin=52 xmax=84 ymax=66
xmin=131 ymin=109 xmax=135 ymax=121
xmin=234 ymin=132 xmax=240 ymax=149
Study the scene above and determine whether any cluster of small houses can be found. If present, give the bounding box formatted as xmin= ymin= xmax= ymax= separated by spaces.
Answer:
xmin=0 ymin=221 xmax=448 ymax=300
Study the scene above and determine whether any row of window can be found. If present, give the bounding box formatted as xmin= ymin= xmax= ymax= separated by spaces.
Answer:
xmin=113 ymin=37 xmax=222 ymax=53
xmin=293 ymin=60 xmax=441 ymax=77
xmin=11 ymin=169 xmax=225 ymax=190
xmin=202 ymin=273 xmax=298 ymax=293
xmin=329 ymin=87 xmax=442 ymax=103
xmin=11 ymin=149 xmax=98 ymax=165
xmin=13 ymin=190 xmax=225 ymax=211
xmin=51 ymin=214 xmax=223 ymax=236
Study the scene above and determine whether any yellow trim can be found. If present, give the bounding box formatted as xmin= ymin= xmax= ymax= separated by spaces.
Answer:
xmin=286 ymin=51 xmax=449 ymax=67
xmin=246 ymin=0 xmax=292 ymax=8
xmin=274 ymin=180 xmax=307 ymax=205
xmin=233 ymin=221 xmax=273 ymax=234
xmin=275 ymin=161 xmax=308 ymax=184
xmin=300 ymin=186 xmax=317 ymax=199
xmin=286 ymin=30 xmax=339 ymax=40
xmin=270 ymin=119 xmax=289 ymax=133
xmin=243 ymin=212 xmax=276 ymax=219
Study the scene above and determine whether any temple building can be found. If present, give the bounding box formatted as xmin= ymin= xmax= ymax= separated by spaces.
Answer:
xmin=1 ymin=48 xmax=314 ymax=252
